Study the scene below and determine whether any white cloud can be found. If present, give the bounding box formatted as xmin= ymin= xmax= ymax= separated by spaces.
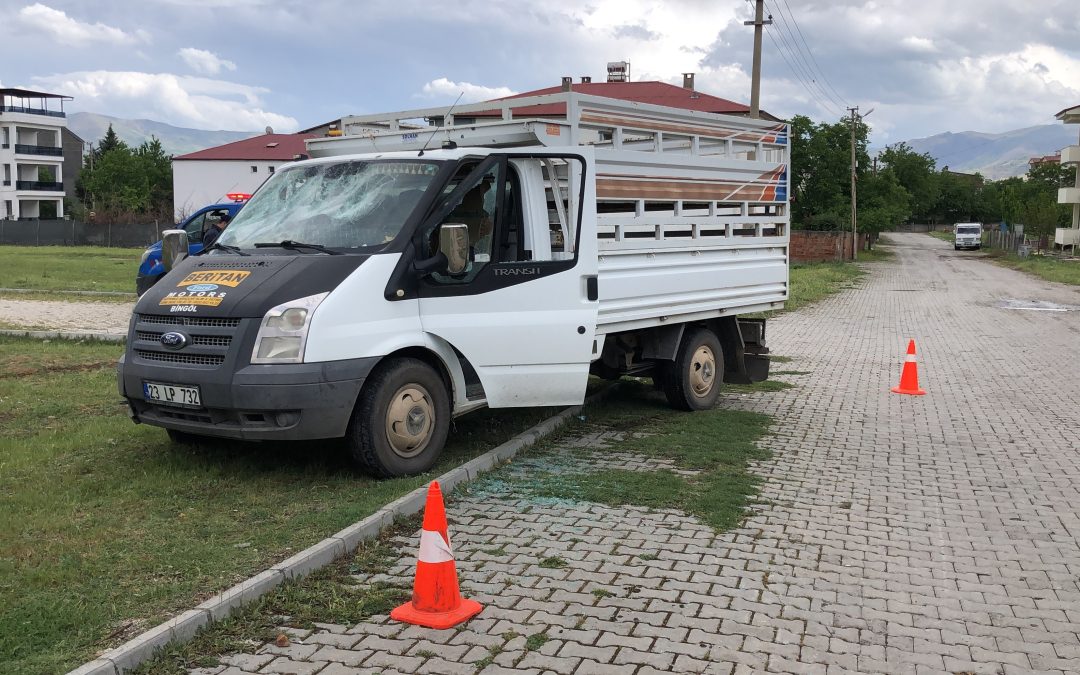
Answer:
xmin=33 ymin=70 xmax=298 ymax=132
xmin=15 ymin=3 xmax=145 ymax=46
xmin=420 ymin=78 xmax=516 ymax=103
xmin=178 ymin=48 xmax=237 ymax=76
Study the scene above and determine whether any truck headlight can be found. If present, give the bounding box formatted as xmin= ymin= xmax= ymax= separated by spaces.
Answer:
xmin=251 ymin=292 xmax=328 ymax=364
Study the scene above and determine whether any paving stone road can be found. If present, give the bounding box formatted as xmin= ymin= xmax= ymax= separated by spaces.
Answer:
xmin=195 ymin=233 xmax=1080 ymax=674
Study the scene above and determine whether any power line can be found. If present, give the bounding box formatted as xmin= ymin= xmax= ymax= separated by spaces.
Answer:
xmin=778 ymin=0 xmax=848 ymax=108
xmin=742 ymin=0 xmax=842 ymax=118
xmin=764 ymin=0 xmax=846 ymax=114
xmin=763 ymin=22 xmax=842 ymax=117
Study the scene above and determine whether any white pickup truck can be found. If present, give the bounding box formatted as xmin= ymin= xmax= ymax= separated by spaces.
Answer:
xmin=118 ymin=93 xmax=790 ymax=476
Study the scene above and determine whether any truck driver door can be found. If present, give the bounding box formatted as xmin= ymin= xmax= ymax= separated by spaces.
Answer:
xmin=416 ymin=151 xmax=599 ymax=407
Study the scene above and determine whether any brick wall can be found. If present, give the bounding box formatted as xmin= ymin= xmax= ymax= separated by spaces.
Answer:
xmin=790 ymin=230 xmax=870 ymax=263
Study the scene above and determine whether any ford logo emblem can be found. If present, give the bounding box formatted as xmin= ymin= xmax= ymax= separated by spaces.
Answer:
xmin=160 ymin=331 xmax=188 ymax=350
xmin=185 ymin=284 xmax=219 ymax=292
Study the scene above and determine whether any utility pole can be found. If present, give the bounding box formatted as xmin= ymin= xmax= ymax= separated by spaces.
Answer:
xmin=744 ymin=0 xmax=772 ymax=119
xmin=848 ymin=106 xmax=859 ymax=261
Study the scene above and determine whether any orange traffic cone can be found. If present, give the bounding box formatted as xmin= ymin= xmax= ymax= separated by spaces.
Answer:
xmin=391 ymin=481 xmax=482 ymax=629
xmin=891 ymin=339 xmax=926 ymax=396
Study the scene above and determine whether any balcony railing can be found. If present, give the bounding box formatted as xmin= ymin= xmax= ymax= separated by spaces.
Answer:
xmin=14 ymin=144 xmax=63 ymax=157
xmin=16 ymin=180 xmax=64 ymax=191
xmin=0 ymin=105 xmax=66 ymax=118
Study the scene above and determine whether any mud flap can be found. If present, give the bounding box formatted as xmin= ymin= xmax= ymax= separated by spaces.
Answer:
xmin=717 ymin=317 xmax=771 ymax=384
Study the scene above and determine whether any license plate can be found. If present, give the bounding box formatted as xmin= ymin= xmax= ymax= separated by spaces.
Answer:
xmin=143 ymin=381 xmax=202 ymax=408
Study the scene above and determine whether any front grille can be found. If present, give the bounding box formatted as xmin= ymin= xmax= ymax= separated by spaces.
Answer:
xmin=135 ymin=330 xmax=232 ymax=348
xmin=135 ymin=350 xmax=225 ymax=366
xmin=192 ymin=335 xmax=232 ymax=347
xmin=138 ymin=314 xmax=241 ymax=328
xmin=133 ymin=313 xmax=242 ymax=369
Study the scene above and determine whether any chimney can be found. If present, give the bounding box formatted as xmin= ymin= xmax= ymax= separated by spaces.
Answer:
xmin=561 ymin=76 xmax=573 ymax=92
xmin=581 ymin=76 xmax=592 ymax=84
xmin=683 ymin=73 xmax=695 ymax=90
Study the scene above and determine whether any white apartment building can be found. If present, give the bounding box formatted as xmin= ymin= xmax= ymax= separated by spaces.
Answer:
xmin=0 ymin=88 xmax=72 ymax=220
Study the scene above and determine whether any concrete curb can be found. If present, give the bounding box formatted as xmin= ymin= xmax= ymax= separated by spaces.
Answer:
xmin=0 ymin=329 xmax=126 ymax=342
xmin=65 ymin=385 xmax=617 ymax=674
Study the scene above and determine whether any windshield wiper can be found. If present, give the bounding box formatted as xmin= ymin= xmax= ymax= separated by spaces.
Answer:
xmin=253 ymin=240 xmax=344 ymax=255
xmin=201 ymin=241 xmax=249 ymax=256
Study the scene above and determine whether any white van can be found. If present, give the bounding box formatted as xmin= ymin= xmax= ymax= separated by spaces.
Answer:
xmin=954 ymin=223 xmax=982 ymax=250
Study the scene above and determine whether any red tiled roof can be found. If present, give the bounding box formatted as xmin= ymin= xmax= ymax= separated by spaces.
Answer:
xmin=470 ymin=81 xmax=750 ymax=118
xmin=173 ymin=133 xmax=318 ymax=161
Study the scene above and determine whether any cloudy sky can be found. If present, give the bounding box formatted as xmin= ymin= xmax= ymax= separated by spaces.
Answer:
xmin=1 ymin=0 xmax=1078 ymax=143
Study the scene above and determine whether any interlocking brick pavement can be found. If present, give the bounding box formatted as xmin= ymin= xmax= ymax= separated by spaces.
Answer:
xmin=192 ymin=234 xmax=1080 ymax=673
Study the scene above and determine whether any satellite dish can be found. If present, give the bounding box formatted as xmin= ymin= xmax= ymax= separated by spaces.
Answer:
xmin=265 ymin=126 xmax=274 ymax=135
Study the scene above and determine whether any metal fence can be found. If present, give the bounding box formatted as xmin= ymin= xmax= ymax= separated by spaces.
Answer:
xmin=0 ymin=219 xmax=166 ymax=248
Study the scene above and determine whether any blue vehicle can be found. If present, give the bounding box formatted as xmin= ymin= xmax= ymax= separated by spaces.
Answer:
xmin=137 ymin=200 xmax=247 ymax=295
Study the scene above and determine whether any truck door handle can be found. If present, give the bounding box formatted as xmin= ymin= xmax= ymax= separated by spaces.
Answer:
xmin=585 ymin=276 xmax=598 ymax=301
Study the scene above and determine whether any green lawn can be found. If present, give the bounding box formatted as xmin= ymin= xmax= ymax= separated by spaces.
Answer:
xmin=989 ymin=251 xmax=1080 ymax=286
xmin=927 ymin=230 xmax=954 ymax=242
xmin=0 ymin=336 xmax=562 ymax=675
xmin=0 ymin=245 xmax=141 ymax=293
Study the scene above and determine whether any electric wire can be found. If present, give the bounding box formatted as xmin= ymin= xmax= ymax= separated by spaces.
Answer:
xmin=764 ymin=0 xmax=846 ymax=113
xmin=781 ymin=0 xmax=846 ymax=108
xmin=743 ymin=0 xmax=842 ymax=118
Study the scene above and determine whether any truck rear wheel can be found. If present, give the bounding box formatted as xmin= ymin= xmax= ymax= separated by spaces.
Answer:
xmin=660 ymin=327 xmax=723 ymax=411
xmin=346 ymin=358 xmax=450 ymax=478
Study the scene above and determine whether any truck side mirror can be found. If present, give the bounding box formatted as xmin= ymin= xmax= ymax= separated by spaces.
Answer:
xmin=439 ymin=223 xmax=469 ymax=275
xmin=162 ymin=229 xmax=189 ymax=272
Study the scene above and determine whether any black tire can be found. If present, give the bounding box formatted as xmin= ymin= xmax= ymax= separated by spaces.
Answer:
xmin=660 ymin=327 xmax=724 ymax=411
xmin=346 ymin=358 xmax=450 ymax=478
xmin=954 ymin=245 xmax=959 ymax=250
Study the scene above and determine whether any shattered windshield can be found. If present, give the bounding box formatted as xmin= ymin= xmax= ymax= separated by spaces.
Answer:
xmin=218 ymin=160 xmax=442 ymax=250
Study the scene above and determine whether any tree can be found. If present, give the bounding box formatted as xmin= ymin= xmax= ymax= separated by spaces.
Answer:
xmin=789 ymin=114 xmax=867 ymax=231
xmin=877 ymin=143 xmax=938 ymax=222
xmin=77 ymin=129 xmax=172 ymax=222
xmin=859 ymin=171 xmax=911 ymax=241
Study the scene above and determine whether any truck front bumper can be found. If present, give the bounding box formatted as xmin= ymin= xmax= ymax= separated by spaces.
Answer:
xmin=119 ymin=354 xmax=379 ymax=441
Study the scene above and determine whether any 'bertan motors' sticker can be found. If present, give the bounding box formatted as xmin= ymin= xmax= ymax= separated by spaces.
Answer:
xmin=159 ymin=270 xmax=252 ymax=311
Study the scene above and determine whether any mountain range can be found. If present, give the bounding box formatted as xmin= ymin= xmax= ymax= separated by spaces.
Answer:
xmin=67 ymin=112 xmax=257 ymax=157
xmin=887 ymin=124 xmax=1077 ymax=180
xmin=67 ymin=112 xmax=1076 ymax=180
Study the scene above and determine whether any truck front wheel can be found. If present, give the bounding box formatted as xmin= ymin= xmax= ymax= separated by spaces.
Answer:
xmin=660 ymin=327 xmax=724 ymax=411
xmin=346 ymin=358 xmax=450 ymax=478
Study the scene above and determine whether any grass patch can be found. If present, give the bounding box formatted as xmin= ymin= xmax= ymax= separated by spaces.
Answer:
xmin=784 ymin=261 xmax=864 ymax=313
xmin=0 ymin=245 xmax=141 ymax=293
xmin=0 ymin=289 xmax=136 ymax=304
xmin=0 ymin=335 xmax=567 ymax=675
xmin=591 ymin=588 xmax=615 ymax=598
xmin=524 ymin=632 xmax=550 ymax=651
xmin=538 ymin=556 xmax=568 ymax=569
xmin=726 ymin=379 xmax=794 ymax=393
xmin=926 ymin=230 xmax=954 ymax=242
xmin=525 ymin=384 xmax=772 ymax=532
xmin=857 ymin=245 xmax=894 ymax=262
xmin=987 ymin=251 xmax=1080 ymax=286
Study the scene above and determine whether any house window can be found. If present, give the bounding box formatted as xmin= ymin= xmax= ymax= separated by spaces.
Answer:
xmin=268 ymin=166 xmax=275 ymax=174
xmin=250 ymin=165 xmax=258 ymax=173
